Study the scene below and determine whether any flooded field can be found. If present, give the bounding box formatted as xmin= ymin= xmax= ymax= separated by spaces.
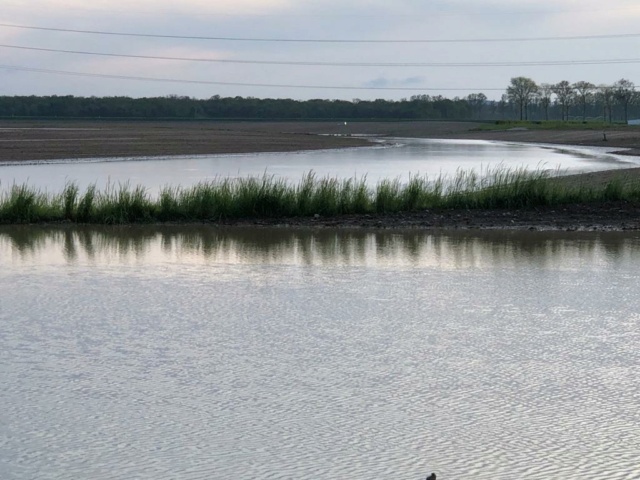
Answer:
xmin=2 ymin=226 xmax=640 ymax=479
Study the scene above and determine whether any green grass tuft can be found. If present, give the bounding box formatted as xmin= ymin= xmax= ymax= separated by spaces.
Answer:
xmin=1 ymin=168 xmax=638 ymax=225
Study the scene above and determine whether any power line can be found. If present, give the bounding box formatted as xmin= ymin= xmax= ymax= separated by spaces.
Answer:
xmin=0 ymin=63 xmax=628 ymax=94
xmin=0 ymin=64 xmax=505 ymax=91
xmin=4 ymin=43 xmax=640 ymax=67
xmin=4 ymin=2 xmax=640 ymax=18
xmin=1 ymin=22 xmax=640 ymax=44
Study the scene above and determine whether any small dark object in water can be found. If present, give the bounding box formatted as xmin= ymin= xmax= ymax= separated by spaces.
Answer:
xmin=603 ymin=132 xmax=608 ymax=141
xmin=426 ymin=473 xmax=436 ymax=480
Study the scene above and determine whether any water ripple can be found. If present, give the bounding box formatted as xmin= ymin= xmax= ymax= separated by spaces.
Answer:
xmin=2 ymin=230 xmax=640 ymax=479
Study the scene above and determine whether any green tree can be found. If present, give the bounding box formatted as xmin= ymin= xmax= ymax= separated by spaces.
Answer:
xmin=552 ymin=81 xmax=574 ymax=121
xmin=596 ymin=84 xmax=615 ymax=123
xmin=506 ymin=77 xmax=538 ymax=120
xmin=614 ymin=78 xmax=636 ymax=123
xmin=537 ymin=83 xmax=554 ymax=121
xmin=465 ymin=93 xmax=487 ymax=119
xmin=573 ymin=81 xmax=596 ymax=121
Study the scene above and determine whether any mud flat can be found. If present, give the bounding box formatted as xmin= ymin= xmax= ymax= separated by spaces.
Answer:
xmin=2 ymin=119 xmax=639 ymax=160
xmin=0 ymin=120 xmax=373 ymax=162
xmin=208 ymin=200 xmax=640 ymax=232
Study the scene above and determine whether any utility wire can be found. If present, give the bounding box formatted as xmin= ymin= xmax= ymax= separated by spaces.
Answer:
xmin=0 ymin=64 xmax=505 ymax=91
xmin=3 ymin=43 xmax=640 ymax=67
xmin=1 ymin=22 xmax=640 ymax=43
xmin=4 ymin=3 xmax=640 ymax=18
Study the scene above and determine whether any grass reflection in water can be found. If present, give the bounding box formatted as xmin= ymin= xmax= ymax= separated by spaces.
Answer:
xmin=2 ymin=226 xmax=638 ymax=270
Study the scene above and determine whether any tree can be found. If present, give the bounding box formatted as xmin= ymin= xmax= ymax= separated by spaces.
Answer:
xmin=552 ymin=81 xmax=574 ymax=121
xmin=466 ymin=93 xmax=487 ymax=119
xmin=506 ymin=77 xmax=538 ymax=120
xmin=496 ymin=94 xmax=510 ymax=119
xmin=614 ymin=78 xmax=636 ymax=123
xmin=596 ymin=84 xmax=615 ymax=123
xmin=537 ymin=83 xmax=554 ymax=121
xmin=573 ymin=81 xmax=596 ymax=121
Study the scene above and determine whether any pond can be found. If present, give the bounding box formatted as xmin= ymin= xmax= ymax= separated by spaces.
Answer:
xmin=1 ymin=138 xmax=637 ymax=195
xmin=2 ymin=226 xmax=640 ymax=479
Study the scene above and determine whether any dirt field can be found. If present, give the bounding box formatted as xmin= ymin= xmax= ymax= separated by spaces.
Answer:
xmin=2 ymin=119 xmax=639 ymax=161
xmin=0 ymin=120 xmax=373 ymax=161
xmin=2 ymin=119 xmax=640 ymax=230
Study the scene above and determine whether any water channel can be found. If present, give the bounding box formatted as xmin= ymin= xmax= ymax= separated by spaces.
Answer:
xmin=2 ymin=226 xmax=640 ymax=480
xmin=1 ymin=138 xmax=638 ymax=195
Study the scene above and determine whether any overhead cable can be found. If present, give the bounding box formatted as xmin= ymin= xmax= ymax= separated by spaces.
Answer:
xmin=1 ymin=22 xmax=639 ymax=44
xmin=0 ymin=64 xmax=504 ymax=91
xmin=3 ymin=43 xmax=640 ymax=67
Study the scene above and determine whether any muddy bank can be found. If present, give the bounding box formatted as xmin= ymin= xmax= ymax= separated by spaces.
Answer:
xmin=216 ymin=201 xmax=640 ymax=232
xmin=1 ymin=119 xmax=639 ymax=162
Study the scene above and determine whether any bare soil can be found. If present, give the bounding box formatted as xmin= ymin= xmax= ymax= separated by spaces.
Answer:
xmin=2 ymin=119 xmax=640 ymax=231
xmin=0 ymin=120 xmax=373 ymax=161
xmin=221 ymin=202 xmax=640 ymax=232
xmin=1 ymin=119 xmax=638 ymax=161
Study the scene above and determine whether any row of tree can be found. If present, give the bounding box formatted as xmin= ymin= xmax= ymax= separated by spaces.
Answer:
xmin=0 ymin=95 xmax=473 ymax=120
xmin=0 ymin=77 xmax=637 ymax=122
xmin=505 ymin=77 xmax=637 ymax=122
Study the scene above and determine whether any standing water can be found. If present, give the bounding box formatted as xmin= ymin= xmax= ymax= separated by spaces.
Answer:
xmin=1 ymin=226 xmax=640 ymax=479
xmin=0 ymin=138 xmax=637 ymax=195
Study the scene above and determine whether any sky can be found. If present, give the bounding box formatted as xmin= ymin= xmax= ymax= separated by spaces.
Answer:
xmin=1 ymin=0 xmax=640 ymax=101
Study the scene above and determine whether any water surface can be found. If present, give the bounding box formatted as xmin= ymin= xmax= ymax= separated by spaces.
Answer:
xmin=0 ymin=138 xmax=636 ymax=195
xmin=2 ymin=227 xmax=640 ymax=479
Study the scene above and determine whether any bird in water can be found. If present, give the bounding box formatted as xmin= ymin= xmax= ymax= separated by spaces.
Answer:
xmin=426 ymin=473 xmax=436 ymax=480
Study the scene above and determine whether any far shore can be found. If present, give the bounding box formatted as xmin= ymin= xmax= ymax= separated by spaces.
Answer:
xmin=2 ymin=119 xmax=640 ymax=162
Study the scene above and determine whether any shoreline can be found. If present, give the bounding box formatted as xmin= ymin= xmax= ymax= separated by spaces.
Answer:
xmin=5 ymin=200 xmax=640 ymax=232
xmin=218 ymin=201 xmax=640 ymax=232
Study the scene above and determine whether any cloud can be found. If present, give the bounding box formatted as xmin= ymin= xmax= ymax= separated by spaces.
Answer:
xmin=364 ymin=76 xmax=425 ymax=88
xmin=2 ymin=0 xmax=640 ymax=100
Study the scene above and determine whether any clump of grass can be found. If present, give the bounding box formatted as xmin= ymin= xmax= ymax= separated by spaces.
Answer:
xmin=602 ymin=178 xmax=624 ymax=202
xmin=157 ymin=185 xmax=181 ymax=221
xmin=1 ymin=184 xmax=55 ymax=223
xmin=76 ymin=184 xmax=96 ymax=222
xmin=399 ymin=175 xmax=432 ymax=210
xmin=233 ymin=175 xmax=293 ymax=217
xmin=312 ymin=176 xmax=341 ymax=215
xmin=62 ymin=182 xmax=79 ymax=221
xmin=338 ymin=176 xmax=370 ymax=214
xmin=179 ymin=181 xmax=232 ymax=220
xmin=375 ymin=178 xmax=401 ymax=213
xmin=453 ymin=166 xmax=554 ymax=209
xmin=94 ymin=182 xmax=153 ymax=224
xmin=1 ymin=168 xmax=639 ymax=225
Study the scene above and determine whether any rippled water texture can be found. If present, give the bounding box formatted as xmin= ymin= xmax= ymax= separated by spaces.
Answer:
xmin=1 ymin=138 xmax=637 ymax=194
xmin=2 ymin=227 xmax=640 ymax=479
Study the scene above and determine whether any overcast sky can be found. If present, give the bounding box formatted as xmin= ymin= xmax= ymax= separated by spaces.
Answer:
xmin=1 ymin=0 xmax=640 ymax=101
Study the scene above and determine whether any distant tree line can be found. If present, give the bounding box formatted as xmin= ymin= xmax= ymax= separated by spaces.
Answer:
xmin=504 ymin=77 xmax=639 ymax=122
xmin=0 ymin=95 xmax=472 ymax=121
xmin=0 ymin=77 xmax=638 ymax=122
